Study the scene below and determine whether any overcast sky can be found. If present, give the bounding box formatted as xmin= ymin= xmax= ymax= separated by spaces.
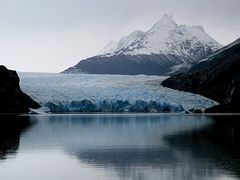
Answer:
xmin=0 ymin=0 xmax=239 ymax=72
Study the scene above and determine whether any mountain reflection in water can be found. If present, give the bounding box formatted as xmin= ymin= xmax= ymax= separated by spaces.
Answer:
xmin=164 ymin=116 xmax=240 ymax=178
xmin=0 ymin=114 xmax=239 ymax=180
xmin=0 ymin=115 xmax=32 ymax=159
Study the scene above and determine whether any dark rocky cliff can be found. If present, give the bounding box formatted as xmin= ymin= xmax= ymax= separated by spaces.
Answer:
xmin=162 ymin=39 xmax=240 ymax=112
xmin=0 ymin=65 xmax=40 ymax=113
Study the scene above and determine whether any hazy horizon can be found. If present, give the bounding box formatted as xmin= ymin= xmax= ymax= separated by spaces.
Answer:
xmin=0 ymin=0 xmax=240 ymax=73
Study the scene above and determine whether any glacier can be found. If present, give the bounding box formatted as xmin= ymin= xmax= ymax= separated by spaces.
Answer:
xmin=19 ymin=73 xmax=218 ymax=113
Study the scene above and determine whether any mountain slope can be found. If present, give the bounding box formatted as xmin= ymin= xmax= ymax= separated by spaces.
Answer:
xmin=99 ymin=30 xmax=145 ymax=56
xmin=162 ymin=38 xmax=240 ymax=112
xmin=63 ymin=15 xmax=222 ymax=75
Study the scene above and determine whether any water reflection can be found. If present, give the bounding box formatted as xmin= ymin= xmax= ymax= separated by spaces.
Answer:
xmin=164 ymin=115 xmax=240 ymax=178
xmin=0 ymin=114 xmax=240 ymax=180
xmin=0 ymin=115 xmax=32 ymax=159
xmin=21 ymin=115 xmax=211 ymax=150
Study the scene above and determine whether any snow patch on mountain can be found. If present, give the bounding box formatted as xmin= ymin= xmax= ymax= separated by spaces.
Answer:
xmin=99 ymin=30 xmax=145 ymax=56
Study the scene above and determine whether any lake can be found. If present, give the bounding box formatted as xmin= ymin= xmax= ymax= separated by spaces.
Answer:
xmin=0 ymin=114 xmax=240 ymax=180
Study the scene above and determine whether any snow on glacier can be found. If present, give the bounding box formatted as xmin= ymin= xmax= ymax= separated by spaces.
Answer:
xmin=19 ymin=73 xmax=218 ymax=113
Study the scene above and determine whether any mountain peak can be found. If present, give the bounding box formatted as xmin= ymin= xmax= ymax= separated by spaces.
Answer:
xmin=153 ymin=14 xmax=177 ymax=28
xmin=161 ymin=14 xmax=174 ymax=22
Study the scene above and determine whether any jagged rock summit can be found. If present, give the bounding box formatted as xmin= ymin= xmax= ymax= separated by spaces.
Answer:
xmin=63 ymin=14 xmax=222 ymax=75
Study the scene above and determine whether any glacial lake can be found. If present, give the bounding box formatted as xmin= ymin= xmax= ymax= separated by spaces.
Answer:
xmin=0 ymin=114 xmax=240 ymax=180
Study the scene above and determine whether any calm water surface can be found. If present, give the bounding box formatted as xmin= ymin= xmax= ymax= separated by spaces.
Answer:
xmin=0 ymin=114 xmax=240 ymax=180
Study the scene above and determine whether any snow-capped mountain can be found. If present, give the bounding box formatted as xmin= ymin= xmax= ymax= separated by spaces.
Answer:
xmin=63 ymin=14 xmax=222 ymax=75
xmin=100 ymin=15 xmax=221 ymax=60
